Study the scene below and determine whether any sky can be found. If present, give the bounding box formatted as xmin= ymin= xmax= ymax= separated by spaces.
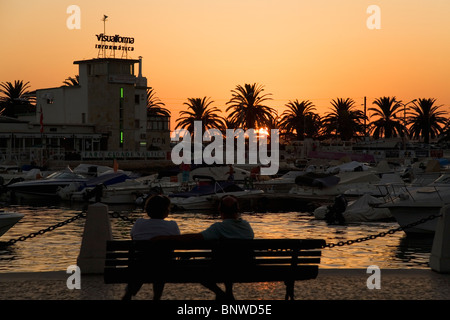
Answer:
xmin=1 ymin=0 xmax=450 ymax=130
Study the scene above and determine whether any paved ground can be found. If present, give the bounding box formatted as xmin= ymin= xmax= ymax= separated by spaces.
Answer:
xmin=0 ymin=268 xmax=449 ymax=300
xmin=1 ymin=269 xmax=448 ymax=318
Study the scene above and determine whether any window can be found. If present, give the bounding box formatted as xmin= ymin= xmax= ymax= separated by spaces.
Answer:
xmin=135 ymin=94 xmax=140 ymax=104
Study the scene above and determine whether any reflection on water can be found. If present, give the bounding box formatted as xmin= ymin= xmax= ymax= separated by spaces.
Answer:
xmin=0 ymin=202 xmax=434 ymax=272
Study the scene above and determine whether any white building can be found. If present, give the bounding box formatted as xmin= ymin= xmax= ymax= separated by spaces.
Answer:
xmin=1 ymin=57 xmax=171 ymax=165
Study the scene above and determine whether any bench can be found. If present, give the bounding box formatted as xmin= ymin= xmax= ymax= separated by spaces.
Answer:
xmin=104 ymin=238 xmax=326 ymax=300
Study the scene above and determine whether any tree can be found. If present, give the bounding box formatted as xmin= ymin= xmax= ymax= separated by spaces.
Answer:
xmin=62 ymin=75 xmax=80 ymax=86
xmin=368 ymin=96 xmax=405 ymax=139
xmin=226 ymin=83 xmax=275 ymax=130
xmin=146 ymin=88 xmax=170 ymax=117
xmin=279 ymin=99 xmax=320 ymax=140
xmin=408 ymin=98 xmax=447 ymax=144
xmin=321 ymin=98 xmax=366 ymax=141
xmin=175 ymin=97 xmax=225 ymax=133
xmin=0 ymin=80 xmax=35 ymax=117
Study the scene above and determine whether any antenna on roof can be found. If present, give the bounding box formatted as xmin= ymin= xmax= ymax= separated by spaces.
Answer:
xmin=98 ymin=15 xmax=109 ymax=58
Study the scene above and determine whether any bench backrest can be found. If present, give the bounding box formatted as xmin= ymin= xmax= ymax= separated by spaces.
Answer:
xmin=104 ymin=239 xmax=326 ymax=284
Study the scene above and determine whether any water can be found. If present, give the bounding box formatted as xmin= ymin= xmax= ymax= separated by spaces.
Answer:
xmin=0 ymin=202 xmax=434 ymax=273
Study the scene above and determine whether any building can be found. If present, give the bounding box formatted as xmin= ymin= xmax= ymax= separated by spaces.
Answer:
xmin=0 ymin=56 xmax=171 ymax=165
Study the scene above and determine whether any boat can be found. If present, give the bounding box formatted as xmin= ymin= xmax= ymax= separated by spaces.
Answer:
xmin=343 ymin=172 xmax=406 ymax=197
xmin=57 ymin=171 xmax=153 ymax=204
xmin=177 ymin=165 xmax=252 ymax=183
xmin=380 ymin=173 xmax=450 ymax=234
xmin=0 ymin=211 xmax=25 ymax=237
xmin=253 ymin=170 xmax=305 ymax=193
xmin=7 ymin=167 xmax=88 ymax=199
xmin=289 ymin=170 xmax=381 ymax=201
xmin=313 ymin=193 xmax=393 ymax=223
xmin=169 ymin=175 xmax=264 ymax=211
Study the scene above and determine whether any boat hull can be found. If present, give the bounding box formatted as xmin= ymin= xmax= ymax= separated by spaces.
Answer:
xmin=0 ymin=212 xmax=25 ymax=237
xmin=385 ymin=205 xmax=441 ymax=234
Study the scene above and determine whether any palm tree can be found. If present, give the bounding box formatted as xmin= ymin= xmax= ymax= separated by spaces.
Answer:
xmin=62 ymin=75 xmax=79 ymax=86
xmin=368 ymin=96 xmax=405 ymax=139
xmin=321 ymin=98 xmax=366 ymax=141
xmin=279 ymin=99 xmax=319 ymax=140
xmin=146 ymin=88 xmax=170 ymax=117
xmin=175 ymin=97 xmax=225 ymax=134
xmin=0 ymin=80 xmax=35 ymax=117
xmin=408 ymin=98 xmax=447 ymax=144
xmin=225 ymin=83 xmax=275 ymax=130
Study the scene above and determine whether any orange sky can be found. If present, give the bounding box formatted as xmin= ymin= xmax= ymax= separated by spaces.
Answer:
xmin=1 ymin=0 xmax=450 ymax=130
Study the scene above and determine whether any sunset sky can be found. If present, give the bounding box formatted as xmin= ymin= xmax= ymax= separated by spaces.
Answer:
xmin=1 ymin=0 xmax=450 ymax=130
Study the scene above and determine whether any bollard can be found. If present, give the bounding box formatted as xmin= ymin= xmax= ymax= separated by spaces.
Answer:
xmin=430 ymin=204 xmax=450 ymax=273
xmin=77 ymin=202 xmax=112 ymax=274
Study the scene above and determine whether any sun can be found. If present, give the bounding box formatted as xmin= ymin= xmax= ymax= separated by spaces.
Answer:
xmin=257 ymin=127 xmax=269 ymax=136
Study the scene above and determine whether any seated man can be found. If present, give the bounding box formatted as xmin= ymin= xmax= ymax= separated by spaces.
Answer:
xmin=122 ymin=194 xmax=180 ymax=300
xmin=156 ymin=195 xmax=254 ymax=299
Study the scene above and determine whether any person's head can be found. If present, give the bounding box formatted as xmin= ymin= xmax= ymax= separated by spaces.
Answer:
xmin=145 ymin=194 xmax=171 ymax=219
xmin=218 ymin=195 xmax=239 ymax=219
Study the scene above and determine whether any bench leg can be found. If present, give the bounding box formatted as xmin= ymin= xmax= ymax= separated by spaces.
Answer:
xmin=284 ymin=280 xmax=295 ymax=300
xmin=122 ymin=282 xmax=143 ymax=300
xmin=201 ymin=281 xmax=235 ymax=300
xmin=153 ymin=282 xmax=165 ymax=300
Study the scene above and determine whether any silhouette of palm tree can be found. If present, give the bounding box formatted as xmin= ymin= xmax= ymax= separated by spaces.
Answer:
xmin=279 ymin=99 xmax=320 ymax=141
xmin=368 ymin=96 xmax=405 ymax=139
xmin=321 ymin=98 xmax=366 ymax=141
xmin=0 ymin=80 xmax=35 ymax=117
xmin=226 ymin=83 xmax=275 ymax=130
xmin=62 ymin=75 xmax=80 ymax=86
xmin=146 ymin=88 xmax=170 ymax=117
xmin=408 ymin=98 xmax=447 ymax=144
xmin=175 ymin=97 xmax=225 ymax=134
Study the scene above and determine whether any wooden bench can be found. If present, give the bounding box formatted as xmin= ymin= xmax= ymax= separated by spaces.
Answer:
xmin=104 ymin=238 xmax=326 ymax=300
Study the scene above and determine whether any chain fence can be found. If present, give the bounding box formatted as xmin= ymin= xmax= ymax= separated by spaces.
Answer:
xmin=323 ymin=213 xmax=442 ymax=248
xmin=0 ymin=208 xmax=443 ymax=251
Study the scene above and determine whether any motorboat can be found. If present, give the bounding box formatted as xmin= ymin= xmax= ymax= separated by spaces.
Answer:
xmin=343 ymin=172 xmax=406 ymax=197
xmin=380 ymin=173 xmax=450 ymax=235
xmin=313 ymin=193 xmax=393 ymax=223
xmin=169 ymin=175 xmax=264 ymax=211
xmin=7 ymin=167 xmax=88 ymax=199
xmin=58 ymin=171 xmax=152 ymax=204
xmin=253 ymin=170 xmax=305 ymax=193
xmin=289 ymin=170 xmax=381 ymax=200
xmin=177 ymin=165 xmax=252 ymax=183
xmin=0 ymin=211 xmax=25 ymax=237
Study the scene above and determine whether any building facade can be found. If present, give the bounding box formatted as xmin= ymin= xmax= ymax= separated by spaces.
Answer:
xmin=1 ymin=57 xmax=171 ymax=165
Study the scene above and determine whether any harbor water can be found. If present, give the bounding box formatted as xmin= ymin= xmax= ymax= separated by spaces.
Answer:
xmin=0 ymin=201 xmax=435 ymax=273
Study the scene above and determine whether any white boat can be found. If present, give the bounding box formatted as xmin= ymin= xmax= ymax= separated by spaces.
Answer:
xmin=177 ymin=165 xmax=252 ymax=183
xmin=313 ymin=193 xmax=393 ymax=223
xmin=253 ymin=170 xmax=305 ymax=193
xmin=58 ymin=172 xmax=153 ymax=204
xmin=380 ymin=173 xmax=450 ymax=234
xmin=343 ymin=172 xmax=406 ymax=197
xmin=169 ymin=176 xmax=264 ymax=211
xmin=0 ymin=211 xmax=25 ymax=237
xmin=289 ymin=171 xmax=381 ymax=200
xmin=7 ymin=167 xmax=88 ymax=199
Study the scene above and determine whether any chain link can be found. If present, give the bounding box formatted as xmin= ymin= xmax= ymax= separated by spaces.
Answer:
xmin=1 ymin=211 xmax=86 ymax=247
xmin=108 ymin=211 xmax=136 ymax=224
xmin=323 ymin=213 xmax=442 ymax=248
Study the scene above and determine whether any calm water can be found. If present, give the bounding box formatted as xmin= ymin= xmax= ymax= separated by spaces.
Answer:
xmin=0 ymin=201 xmax=434 ymax=272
